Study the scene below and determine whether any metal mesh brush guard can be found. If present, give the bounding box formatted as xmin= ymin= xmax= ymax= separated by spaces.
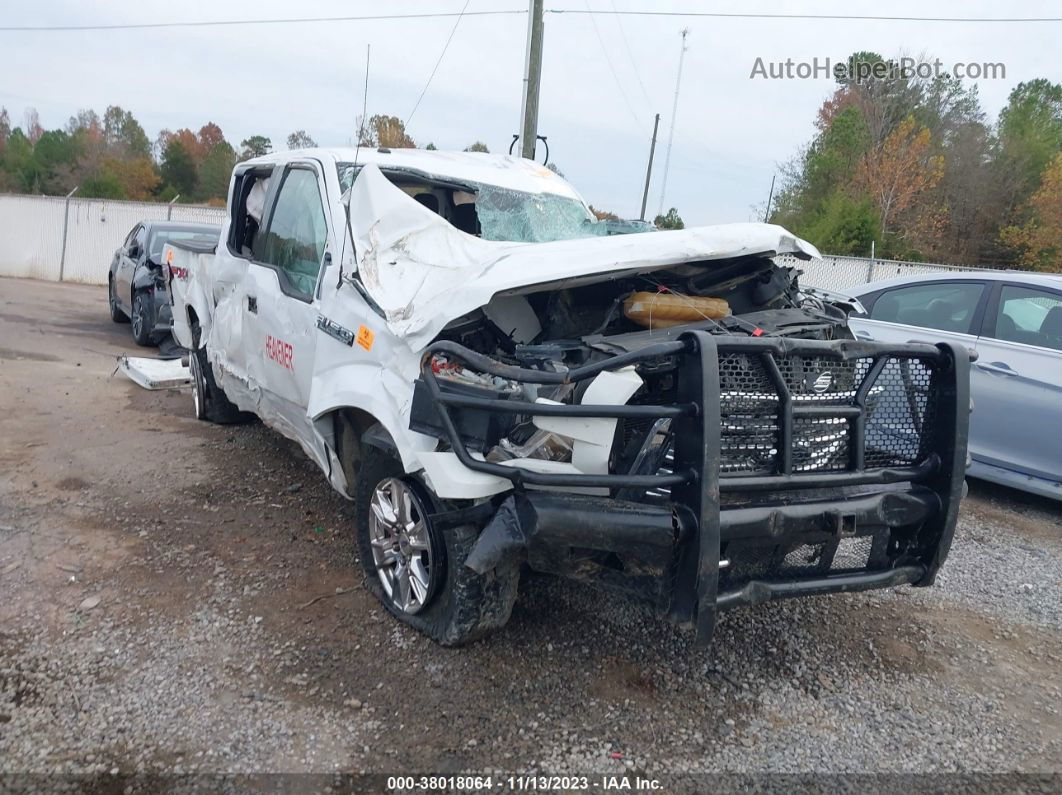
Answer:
xmin=710 ymin=351 xmax=940 ymax=477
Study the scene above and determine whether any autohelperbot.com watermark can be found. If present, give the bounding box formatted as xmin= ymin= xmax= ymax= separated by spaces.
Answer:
xmin=750 ymin=56 xmax=1006 ymax=81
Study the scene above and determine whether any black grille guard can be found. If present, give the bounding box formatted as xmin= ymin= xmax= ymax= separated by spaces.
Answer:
xmin=420 ymin=333 xmax=964 ymax=493
xmin=420 ymin=331 xmax=972 ymax=642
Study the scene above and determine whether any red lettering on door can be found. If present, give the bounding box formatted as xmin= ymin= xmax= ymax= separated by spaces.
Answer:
xmin=265 ymin=334 xmax=294 ymax=370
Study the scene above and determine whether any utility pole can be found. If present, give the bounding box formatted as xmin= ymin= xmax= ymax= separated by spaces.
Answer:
xmin=518 ymin=0 xmax=544 ymax=160
xmin=657 ymin=28 xmax=689 ymax=217
xmin=640 ymin=113 xmax=661 ymax=221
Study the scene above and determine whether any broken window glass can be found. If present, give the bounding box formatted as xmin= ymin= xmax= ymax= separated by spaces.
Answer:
xmin=472 ymin=185 xmax=605 ymax=244
xmin=337 ymin=162 xmax=616 ymax=244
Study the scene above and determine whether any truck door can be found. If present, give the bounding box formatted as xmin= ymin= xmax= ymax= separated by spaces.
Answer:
xmin=242 ymin=162 xmax=332 ymax=440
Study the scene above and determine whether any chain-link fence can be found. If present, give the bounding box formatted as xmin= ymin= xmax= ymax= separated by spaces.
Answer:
xmin=0 ymin=192 xmax=1033 ymax=288
xmin=0 ymin=193 xmax=226 ymax=284
xmin=775 ymin=252 xmax=1007 ymax=292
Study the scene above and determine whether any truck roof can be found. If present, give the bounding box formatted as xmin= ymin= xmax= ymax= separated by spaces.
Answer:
xmin=242 ymin=146 xmax=585 ymax=201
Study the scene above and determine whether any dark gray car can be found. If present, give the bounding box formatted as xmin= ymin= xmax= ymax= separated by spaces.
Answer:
xmin=108 ymin=221 xmax=220 ymax=346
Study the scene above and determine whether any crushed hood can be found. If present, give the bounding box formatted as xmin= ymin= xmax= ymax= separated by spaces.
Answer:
xmin=349 ymin=163 xmax=821 ymax=349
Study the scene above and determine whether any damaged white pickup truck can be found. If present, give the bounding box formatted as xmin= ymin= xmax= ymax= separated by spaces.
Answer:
xmin=165 ymin=147 xmax=971 ymax=646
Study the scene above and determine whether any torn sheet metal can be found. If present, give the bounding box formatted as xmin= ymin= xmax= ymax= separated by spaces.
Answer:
xmin=348 ymin=163 xmax=821 ymax=350
xmin=117 ymin=355 xmax=191 ymax=390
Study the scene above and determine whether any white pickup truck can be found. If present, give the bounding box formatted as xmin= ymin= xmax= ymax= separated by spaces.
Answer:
xmin=165 ymin=147 xmax=970 ymax=646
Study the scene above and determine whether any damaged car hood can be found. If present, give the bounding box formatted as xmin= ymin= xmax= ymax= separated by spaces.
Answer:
xmin=349 ymin=163 xmax=821 ymax=349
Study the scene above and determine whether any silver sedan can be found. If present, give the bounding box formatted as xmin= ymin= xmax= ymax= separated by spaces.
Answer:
xmin=846 ymin=270 xmax=1062 ymax=500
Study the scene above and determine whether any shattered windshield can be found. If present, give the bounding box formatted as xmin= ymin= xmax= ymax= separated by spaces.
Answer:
xmin=338 ymin=163 xmax=606 ymax=243
xmin=471 ymin=184 xmax=602 ymax=243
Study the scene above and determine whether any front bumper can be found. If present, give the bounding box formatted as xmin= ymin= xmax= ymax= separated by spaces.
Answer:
xmin=421 ymin=332 xmax=971 ymax=645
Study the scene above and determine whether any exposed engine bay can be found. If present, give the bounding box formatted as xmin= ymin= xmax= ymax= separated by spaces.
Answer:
xmin=411 ymin=255 xmax=860 ymax=489
xmin=436 ymin=256 xmax=851 ymax=354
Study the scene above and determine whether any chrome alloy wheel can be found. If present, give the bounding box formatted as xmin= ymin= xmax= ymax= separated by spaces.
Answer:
xmin=131 ymin=294 xmax=145 ymax=339
xmin=368 ymin=477 xmax=437 ymax=614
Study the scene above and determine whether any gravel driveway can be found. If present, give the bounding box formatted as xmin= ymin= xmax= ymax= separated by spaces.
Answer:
xmin=1 ymin=278 xmax=1060 ymax=790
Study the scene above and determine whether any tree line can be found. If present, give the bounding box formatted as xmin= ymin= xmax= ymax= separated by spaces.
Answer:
xmin=0 ymin=104 xmax=689 ymax=228
xmin=770 ymin=52 xmax=1060 ymax=270
xmin=0 ymin=105 xmax=325 ymax=206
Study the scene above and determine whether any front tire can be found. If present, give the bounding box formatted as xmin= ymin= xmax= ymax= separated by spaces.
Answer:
xmin=355 ymin=445 xmax=519 ymax=646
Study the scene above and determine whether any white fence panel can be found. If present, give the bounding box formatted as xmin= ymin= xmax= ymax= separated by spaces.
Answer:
xmin=0 ymin=193 xmax=226 ymax=286
xmin=60 ymin=200 xmax=226 ymax=284
xmin=0 ymin=195 xmax=67 ymax=281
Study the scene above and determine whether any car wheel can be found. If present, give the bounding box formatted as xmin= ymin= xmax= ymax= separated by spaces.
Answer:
xmin=131 ymin=291 xmax=154 ymax=346
xmin=355 ymin=444 xmax=520 ymax=646
xmin=188 ymin=347 xmax=245 ymax=424
xmin=109 ymin=278 xmax=129 ymax=323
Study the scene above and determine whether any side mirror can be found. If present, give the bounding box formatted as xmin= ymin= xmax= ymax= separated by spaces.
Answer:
xmin=128 ymin=244 xmax=141 ymax=259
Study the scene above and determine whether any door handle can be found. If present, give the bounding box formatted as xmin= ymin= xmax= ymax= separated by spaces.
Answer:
xmin=247 ymin=295 xmax=258 ymax=314
xmin=976 ymin=361 xmax=1017 ymax=376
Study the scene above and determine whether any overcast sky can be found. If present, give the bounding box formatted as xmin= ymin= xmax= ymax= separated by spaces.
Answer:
xmin=2 ymin=0 xmax=1058 ymax=223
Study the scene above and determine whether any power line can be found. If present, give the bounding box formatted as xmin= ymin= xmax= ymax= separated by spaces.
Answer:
xmin=548 ymin=9 xmax=1062 ymax=23
xmin=583 ymin=1 xmax=645 ymax=131
xmin=3 ymin=8 xmax=1056 ymax=32
xmin=0 ymin=10 xmax=523 ymax=32
xmin=608 ymin=0 xmax=653 ymax=110
xmin=407 ymin=0 xmax=472 ymax=125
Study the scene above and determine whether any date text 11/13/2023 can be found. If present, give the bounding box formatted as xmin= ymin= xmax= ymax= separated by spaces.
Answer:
xmin=386 ymin=775 xmax=664 ymax=791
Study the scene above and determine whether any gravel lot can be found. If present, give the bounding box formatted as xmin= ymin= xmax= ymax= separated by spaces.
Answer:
xmin=1 ymin=277 xmax=1061 ymax=789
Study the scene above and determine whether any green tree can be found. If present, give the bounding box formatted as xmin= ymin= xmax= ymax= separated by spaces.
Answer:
xmin=161 ymin=139 xmax=197 ymax=197
xmin=102 ymin=105 xmax=151 ymax=159
xmin=199 ymin=141 xmax=237 ymax=200
xmin=654 ymin=208 xmax=685 ymax=230
xmin=0 ymin=129 xmax=36 ymax=191
xmin=995 ymin=79 xmax=1062 ymax=202
xmin=32 ymin=129 xmax=79 ymax=194
xmin=464 ymin=141 xmax=489 ymax=153
xmin=796 ymin=191 xmax=881 ymax=256
xmin=80 ymin=170 xmax=124 ymax=199
xmin=239 ymin=135 xmax=272 ymax=161
xmin=286 ymin=130 xmax=316 ymax=149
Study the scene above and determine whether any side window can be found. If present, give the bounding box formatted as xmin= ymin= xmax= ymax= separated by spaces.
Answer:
xmin=229 ymin=168 xmax=273 ymax=257
xmin=132 ymin=226 xmax=147 ymax=257
xmin=123 ymin=225 xmax=140 ymax=251
xmin=870 ymin=282 xmax=984 ymax=333
xmin=990 ymin=285 xmax=1062 ymax=351
xmin=255 ymin=168 xmax=328 ymax=300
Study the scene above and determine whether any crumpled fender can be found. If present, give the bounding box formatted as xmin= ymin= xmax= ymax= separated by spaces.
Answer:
xmin=305 ymin=362 xmax=437 ymax=476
